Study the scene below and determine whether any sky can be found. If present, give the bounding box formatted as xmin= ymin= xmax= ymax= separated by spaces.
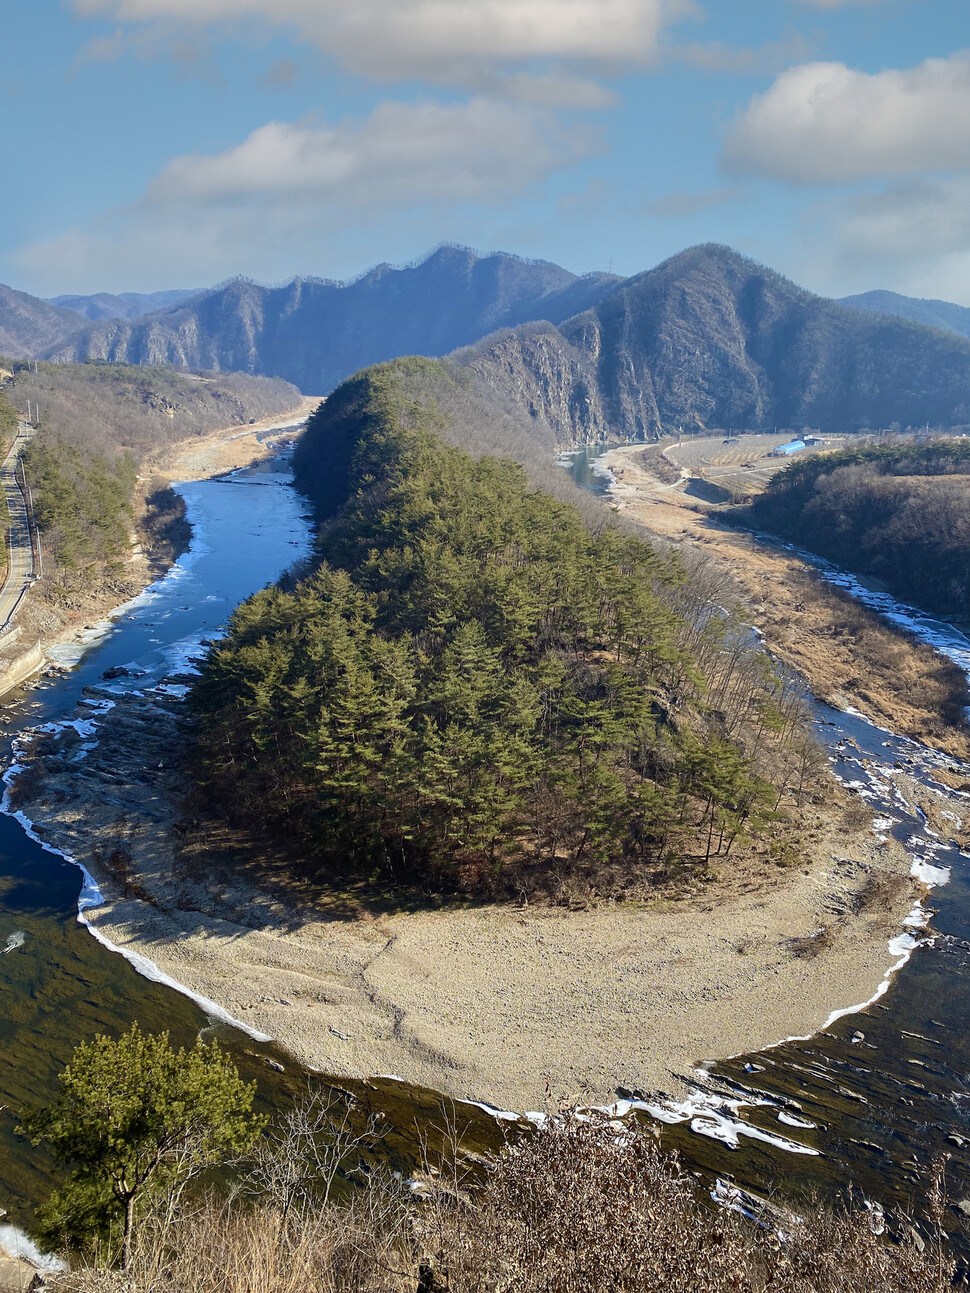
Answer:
xmin=4 ymin=0 xmax=970 ymax=302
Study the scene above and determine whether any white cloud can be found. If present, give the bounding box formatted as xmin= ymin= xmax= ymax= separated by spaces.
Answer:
xmin=840 ymin=177 xmax=970 ymax=262
xmin=71 ymin=0 xmax=691 ymax=87
xmin=785 ymin=176 xmax=970 ymax=303
xmin=15 ymin=98 xmax=595 ymax=293
xmin=146 ymin=99 xmax=590 ymax=206
xmin=725 ymin=52 xmax=970 ymax=184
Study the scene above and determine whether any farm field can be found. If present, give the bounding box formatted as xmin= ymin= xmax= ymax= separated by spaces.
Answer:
xmin=662 ymin=432 xmax=846 ymax=500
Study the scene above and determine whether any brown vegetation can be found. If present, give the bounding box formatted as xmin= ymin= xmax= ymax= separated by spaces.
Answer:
xmin=601 ymin=444 xmax=970 ymax=760
xmin=636 ymin=443 xmax=681 ymax=485
xmin=746 ymin=439 xmax=970 ymax=620
xmin=49 ymin=1119 xmax=955 ymax=1293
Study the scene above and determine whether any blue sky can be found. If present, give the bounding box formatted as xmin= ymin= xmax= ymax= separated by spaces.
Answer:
xmin=4 ymin=0 xmax=970 ymax=301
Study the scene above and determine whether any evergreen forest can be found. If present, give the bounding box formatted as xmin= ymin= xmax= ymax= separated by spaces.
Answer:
xmin=746 ymin=438 xmax=970 ymax=620
xmin=191 ymin=362 xmax=819 ymax=901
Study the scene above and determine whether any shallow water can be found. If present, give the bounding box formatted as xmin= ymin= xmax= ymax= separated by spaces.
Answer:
xmin=639 ymin=704 xmax=970 ymax=1234
xmin=4 ymin=450 xmax=970 ymax=1242
xmin=0 ymin=460 xmax=316 ymax=1221
xmin=556 ymin=444 xmax=615 ymax=494
xmin=0 ymin=458 xmax=508 ymax=1231
xmin=561 ymin=452 xmax=970 ymax=1238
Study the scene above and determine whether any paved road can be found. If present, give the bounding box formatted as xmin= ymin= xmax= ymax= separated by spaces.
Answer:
xmin=0 ymin=423 xmax=37 ymax=631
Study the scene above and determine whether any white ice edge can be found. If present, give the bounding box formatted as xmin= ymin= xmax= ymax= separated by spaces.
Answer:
xmin=0 ymin=1224 xmax=66 ymax=1271
xmin=586 ymin=1091 xmax=819 ymax=1156
xmin=45 ymin=497 xmax=210 ymax=669
xmin=11 ymin=477 xmax=970 ymax=1159
xmin=1 ymin=761 xmax=272 ymax=1047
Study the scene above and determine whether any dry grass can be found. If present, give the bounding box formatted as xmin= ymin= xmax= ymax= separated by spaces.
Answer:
xmin=855 ymin=868 xmax=911 ymax=917
xmin=636 ymin=444 xmax=681 ymax=485
xmin=50 ymin=1121 xmax=954 ymax=1293
xmin=601 ymin=446 xmax=970 ymax=760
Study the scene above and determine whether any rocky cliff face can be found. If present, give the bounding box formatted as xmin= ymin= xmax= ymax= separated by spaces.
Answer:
xmin=31 ymin=243 xmax=970 ymax=439
xmin=43 ymin=247 xmax=620 ymax=393
xmin=462 ymin=245 xmax=970 ymax=443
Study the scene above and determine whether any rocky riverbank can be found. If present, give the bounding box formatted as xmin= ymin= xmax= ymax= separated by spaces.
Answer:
xmin=0 ymin=400 xmax=316 ymax=703
xmin=601 ymin=444 xmax=970 ymax=761
xmin=7 ymin=679 xmax=923 ymax=1112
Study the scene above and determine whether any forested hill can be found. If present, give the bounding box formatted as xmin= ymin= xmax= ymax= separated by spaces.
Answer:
xmin=745 ymin=438 xmax=970 ymax=620
xmin=459 ymin=245 xmax=970 ymax=442
xmin=42 ymin=247 xmax=620 ymax=393
xmin=291 ymin=354 xmax=599 ymax=525
xmin=0 ymin=360 xmax=299 ymax=602
xmin=0 ymin=283 xmax=86 ymax=358
xmin=191 ymin=358 xmax=818 ymax=902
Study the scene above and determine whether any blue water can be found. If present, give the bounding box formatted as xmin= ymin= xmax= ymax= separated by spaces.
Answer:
xmin=560 ymin=448 xmax=970 ymax=1239
xmin=0 ymin=456 xmax=313 ymax=1223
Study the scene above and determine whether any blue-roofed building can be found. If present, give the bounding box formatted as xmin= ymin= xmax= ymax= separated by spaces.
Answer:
xmin=772 ymin=439 xmax=807 ymax=457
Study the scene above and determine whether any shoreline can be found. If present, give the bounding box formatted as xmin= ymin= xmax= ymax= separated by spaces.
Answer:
xmin=2 ymin=429 xmax=963 ymax=1116
xmin=0 ymin=398 xmax=317 ymax=699
xmin=9 ymin=676 xmax=931 ymax=1112
xmin=146 ymin=396 xmax=320 ymax=485
xmin=598 ymin=443 xmax=970 ymax=761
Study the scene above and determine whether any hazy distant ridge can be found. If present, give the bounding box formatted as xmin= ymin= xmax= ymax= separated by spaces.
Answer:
xmin=838 ymin=289 xmax=970 ymax=340
xmin=47 ymin=288 xmax=203 ymax=322
xmin=43 ymin=247 xmax=621 ymax=392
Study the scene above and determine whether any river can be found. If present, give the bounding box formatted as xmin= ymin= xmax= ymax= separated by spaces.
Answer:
xmin=3 ymin=448 xmax=970 ymax=1249
xmin=561 ymin=446 xmax=970 ymax=1244
xmin=0 ymin=455 xmax=506 ymax=1239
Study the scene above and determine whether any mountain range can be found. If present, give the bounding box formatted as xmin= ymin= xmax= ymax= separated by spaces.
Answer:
xmin=40 ymin=248 xmax=621 ymax=392
xmin=3 ymin=245 xmax=970 ymax=438
xmin=0 ymin=285 xmax=85 ymax=358
xmin=457 ymin=245 xmax=970 ymax=439
xmin=46 ymin=288 xmax=201 ymax=322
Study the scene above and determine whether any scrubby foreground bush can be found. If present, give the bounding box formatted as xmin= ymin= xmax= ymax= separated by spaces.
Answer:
xmin=51 ymin=1121 xmax=954 ymax=1293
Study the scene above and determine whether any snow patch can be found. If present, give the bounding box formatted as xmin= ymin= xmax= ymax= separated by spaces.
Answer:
xmin=0 ymin=1225 xmax=65 ymax=1271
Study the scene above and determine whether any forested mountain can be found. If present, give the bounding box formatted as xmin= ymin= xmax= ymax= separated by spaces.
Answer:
xmin=839 ymin=289 xmax=970 ymax=339
xmin=745 ymin=438 xmax=970 ymax=621
xmin=0 ymin=284 xmax=86 ymax=358
xmin=47 ymin=288 xmax=202 ymax=321
xmin=42 ymin=247 xmax=620 ymax=393
xmin=35 ymin=245 xmax=970 ymax=436
xmin=458 ymin=245 xmax=970 ymax=442
xmin=192 ymin=357 xmax=818 ymax=900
